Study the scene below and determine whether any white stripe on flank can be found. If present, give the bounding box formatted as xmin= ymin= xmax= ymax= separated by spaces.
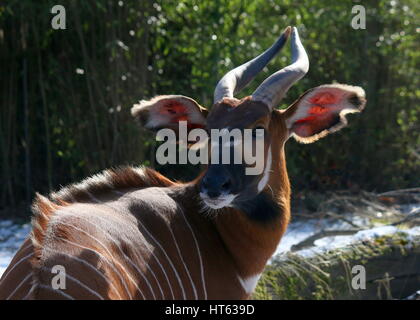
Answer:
xmin=178 ymin=206 xmax=207 ymax=300
xmin=84 ymin=192 xmax=167 ymax=299
xmin=55 ymin=236 xmax=133 ymax=299
xmin=6 ymin=272 xmax=33 ymax=300
xmin=20 ymin=243 xmax=33 ymax=254
xmin=166 ymin=221 xmax=198 ymax=300
xmin=111 ymin=190 xmax=185 ymax=299
xmin=42 ymin=246 xmax=123 ymax=299
xmin=45 ymin=199 xmax=156 ymax=300
xmin=22 ymin=283 xmax=36 ymax=300
xmin=57 ymin=221 xmax=139 ymax=299
xmin=0 ymin=253 xmax=33 ymax=285
xmin=110 ymin=190 xmax=175 ymax=299
xmin=40 ymin=267 xmax=104 ymax=300
xmin=125 ymin=208 xmax=186 ymax=300
xmin=38 ymin=284 xmax=75 ymax=300
xmin=72 ymin=212 xmax=157 ymax=300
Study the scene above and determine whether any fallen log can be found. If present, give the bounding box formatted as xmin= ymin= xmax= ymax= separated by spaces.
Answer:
xmin=254 ymin=232 xmax=420 ymax=300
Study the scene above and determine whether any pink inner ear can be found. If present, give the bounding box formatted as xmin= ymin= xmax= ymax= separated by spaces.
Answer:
xmin=308 ymin=105 xmax=328 ymax=115
xmin=292 ymin=93 xmax=341 ymax=137
xmin=159 ymin=101 xmax=205 ymax=129
xmin=295 ymin=106 xmax=328 ymax=124
xmin=159 ymin=102 xmax=189 ymax=123
xmin=309 ymin=92 xmax=338 ymax=105
xmin=187 ymin=123 xmax=205 ymax=129
xmin=159 ymin=102 xmax=187 ymax=116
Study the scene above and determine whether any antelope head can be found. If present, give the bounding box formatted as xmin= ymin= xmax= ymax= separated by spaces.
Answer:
xmin=132 ymin=27 xmax=366 ymax=216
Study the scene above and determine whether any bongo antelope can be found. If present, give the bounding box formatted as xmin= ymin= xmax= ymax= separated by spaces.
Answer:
xmin=0 ymin=27 xmax=365 ymax=300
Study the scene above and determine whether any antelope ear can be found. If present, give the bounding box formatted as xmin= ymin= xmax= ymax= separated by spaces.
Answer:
xmin=131 ymin=95 xmax=208 ymax=131
xmin=284 ymin=84 xmax=366 ymax=143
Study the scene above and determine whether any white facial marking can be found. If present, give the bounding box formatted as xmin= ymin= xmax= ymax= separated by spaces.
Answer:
xmin=257 ymin=146 xmax=272 ymax=192
xmin=200 ymin=193 xmax=237 ymax=209
xmin=237 ymin=273 xmax=261 ymax=295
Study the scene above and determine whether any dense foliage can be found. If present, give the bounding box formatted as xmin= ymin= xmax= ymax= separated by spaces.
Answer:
xmin=0 ymin=0 xmax=418 ymax=217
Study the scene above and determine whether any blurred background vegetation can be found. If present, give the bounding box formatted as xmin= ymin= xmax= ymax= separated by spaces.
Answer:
xmin=0 ymin=0 xmax=419 ymax=218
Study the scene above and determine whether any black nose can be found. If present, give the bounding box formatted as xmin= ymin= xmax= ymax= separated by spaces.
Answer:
xmin=201 ymin=174 xmax=232 ymax=198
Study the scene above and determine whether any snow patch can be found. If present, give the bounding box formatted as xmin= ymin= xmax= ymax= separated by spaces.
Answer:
xmin=0 ymin=220 xmax=30 ymax=278
xmin=272 ymin=202 xmax=420 ymax=261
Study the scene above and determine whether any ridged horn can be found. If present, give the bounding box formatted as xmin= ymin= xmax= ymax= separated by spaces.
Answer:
xmin=213 ymin=26 xmax=292 ymax=103
xmin=252 ymin=27 xmax=309 ymax=109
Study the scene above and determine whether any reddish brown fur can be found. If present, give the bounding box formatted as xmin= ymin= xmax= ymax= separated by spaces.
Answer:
xmin=50 ymin=166 xmax=174 ymax=204
xmin=31 ymin=195 xmax=62 ymax=264
xmin=0 ymin=84 xmax=364 ymax=300
xmin=211 ymin=110 xmax=290 ymax=278
xmin=1 ymin=158 xmax=288 ymax=300
xmin=0 ymin=166 xmax=179 ymax=300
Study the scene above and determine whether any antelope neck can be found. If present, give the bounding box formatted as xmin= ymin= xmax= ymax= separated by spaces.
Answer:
xmin=183 ymin=145 xmax=290 ymax=278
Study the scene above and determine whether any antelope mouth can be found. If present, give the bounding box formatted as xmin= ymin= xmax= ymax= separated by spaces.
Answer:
xmin=200 ymin=193 xmax=237 ymax=209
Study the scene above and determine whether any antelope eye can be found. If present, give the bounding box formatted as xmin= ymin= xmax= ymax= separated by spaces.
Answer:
xmin=252 ymin=126 xmax=265 ymax=138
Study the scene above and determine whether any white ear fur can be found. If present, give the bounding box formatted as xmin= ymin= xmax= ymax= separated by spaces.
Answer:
xmin=131 ymin=95 xmax=207 ymax=129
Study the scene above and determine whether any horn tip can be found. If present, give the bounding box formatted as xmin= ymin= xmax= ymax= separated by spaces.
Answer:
xmin=291 ymin=27 xmax=303 ymax=43
xmin=284 ymin=26 xmax=292 ymax=37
